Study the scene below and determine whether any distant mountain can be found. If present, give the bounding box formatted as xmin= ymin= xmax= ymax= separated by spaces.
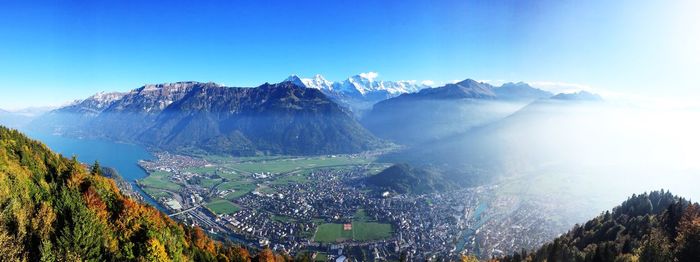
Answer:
xmin=378 ymin=91 xmax=604 ymax=183
xmin=286 ymin=73 xmax=428 ymax=98
xmin=10 ymin=106 xmax=55 ymax=117
xmin=551 ymin=90 xmax=603 ymax=101
xmin=408 ymin=79 xmax=497 ymax=99
xmin=366 ymin=163 xmax=451 ymax=194
xmin=29 ymin=81 xmax=382 ymax=156
xmin=496 ymin=190 xmax=700 ymax=262
xmin=31 ymin=92 xmax=128 ymax=134
xmin=0 ymin=107 xmax=53 ymax=129
xmin=59 ymin=91 xmax=127 ymax=115
xmin=361 ymin=79 xmax=550 ymax=145
xmin=285 ymin=73 xmax=430 ymax=117
xmin=493 ymin=82 xmax=554 ymax=101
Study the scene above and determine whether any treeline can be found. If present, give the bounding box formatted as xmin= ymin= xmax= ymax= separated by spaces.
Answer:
xmin=495 ymin=190 xmax=700 ymax=262
xmin=0 ymin=126 xmax=290 ymax=261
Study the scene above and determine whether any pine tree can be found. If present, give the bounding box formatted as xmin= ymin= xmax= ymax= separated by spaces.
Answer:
xmin=90 ymin=160 xmax=101 ymax=176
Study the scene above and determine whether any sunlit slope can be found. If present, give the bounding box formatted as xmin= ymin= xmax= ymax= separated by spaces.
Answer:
xmin=496 ymin=190 xmax=700 ymax=261
xmin=0 ymin=126 xmax=258 ymax=261
xmin=29 ymin=81 xmax=382 ymax=156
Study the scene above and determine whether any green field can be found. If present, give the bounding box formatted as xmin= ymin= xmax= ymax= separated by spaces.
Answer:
xmin=272 ymin=215 xmax=296 ymax=223
xmin=314 ymin=253 xmax=328 ymax=262
xmin=141 ymin=188 xmax=171 ymax=199
xmin=256 ymin=186 xmax=277 ymax=194
xmin=313 ymin=209 xmax=392 ymax=243
xmin=198 ymin=178 xmax=223 ymax=188
xmin=221 ymin=182 xmax=256 ymax=200
xmin=313 ymin=222 xmax=393 ymax=243
xmin=206 ymin=198 xmax=240 ymax=215
xmin=218 ymin=155 xmax=373 ymax=175
xmin=271 ymin=173 xmax=310 ymax=185
xmin=138 ymin=171 xmax=181 ymax=192
xmin=314 ymin=223 xmax=353 ymax=242
xmin=185 ymin=166 xmax=218 ymax=174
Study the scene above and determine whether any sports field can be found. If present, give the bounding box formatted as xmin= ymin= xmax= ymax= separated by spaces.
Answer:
xmin=313 ymin=222 xmax=392 ymax=243
xmin=206 ymin=198 xmax=241 ymax=215
xmin=313 ymin=209 xmax=393 ymax=243
xmin=138 ymin=171 xmax=182 ymax=192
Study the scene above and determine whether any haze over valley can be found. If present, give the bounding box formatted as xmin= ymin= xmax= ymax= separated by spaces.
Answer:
xmin=2 ymin=72 xmax=698 ymax=260
xmin=2 ymin=1 xmax=700 ymax=261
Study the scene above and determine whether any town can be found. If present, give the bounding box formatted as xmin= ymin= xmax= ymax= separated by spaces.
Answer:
xmin=137 ymin=152 xmax=575 ymax=260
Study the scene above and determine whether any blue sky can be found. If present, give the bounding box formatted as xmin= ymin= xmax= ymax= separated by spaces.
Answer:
xmin=1 ymin=0 xmax=698 ymax=109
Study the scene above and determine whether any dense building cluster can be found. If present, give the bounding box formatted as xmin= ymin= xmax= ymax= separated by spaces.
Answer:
xmin=137 ymin=152 xmax=579 ymax=260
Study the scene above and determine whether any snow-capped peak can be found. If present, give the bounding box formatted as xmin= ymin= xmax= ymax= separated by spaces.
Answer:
xmin=137 ymin=81 xmax=212 ymax=94
xmin=283 ymin=72 xmax=431 ymax=98
xmin=284 ymin=75 xmax=306 ymax=87
xmin=284 ymin=74 xmax=334 ymax=90
xmin=89 ymin=91 xmax=126 ymax=103
xmin=358 ymin=72 xmax=379 ymax=81
xmin=340 ymin=72 xmax=429 ymax=95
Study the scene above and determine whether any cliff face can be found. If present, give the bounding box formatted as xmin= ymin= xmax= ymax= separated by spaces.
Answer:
xmin=29 ymin=81 xmax=382 ymax=156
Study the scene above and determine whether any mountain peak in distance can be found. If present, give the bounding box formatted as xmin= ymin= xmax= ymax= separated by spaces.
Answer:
xmin=551 ymin=90 xmax=603 ymax=101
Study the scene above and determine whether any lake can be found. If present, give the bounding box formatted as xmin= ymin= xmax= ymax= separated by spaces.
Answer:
xmin=24 ymin=131 xmax=166 ymax=211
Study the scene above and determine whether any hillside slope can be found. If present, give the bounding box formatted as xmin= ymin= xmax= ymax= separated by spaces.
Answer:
xmin=379 ymin=93 xmax=606 ymax=184
xmin=0 ymin=126 xmax=276 ymax=261
xmin=365 ymin=163 xmax=451 ymax=194
xmin=361 ymin=79 xmax=547 ymax=145
xmin=495 ymin=190 xmax=700 ymax=262
xmin=29 ymin=81 xmax=382 ymax=156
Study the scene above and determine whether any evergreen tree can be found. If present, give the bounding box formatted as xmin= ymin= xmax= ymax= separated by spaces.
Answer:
xmin=90 ymin=160 xmax=101 ymax=176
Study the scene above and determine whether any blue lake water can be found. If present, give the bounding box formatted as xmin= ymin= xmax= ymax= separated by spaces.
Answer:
xmin=24 ymin=131 xmax=165 ymax=211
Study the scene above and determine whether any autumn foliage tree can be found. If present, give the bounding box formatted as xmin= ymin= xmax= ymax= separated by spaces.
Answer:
xmin=0 ymin=126 xmax=264 ymax=261
xmin=496 ymin=190 xmax=700 ymax=262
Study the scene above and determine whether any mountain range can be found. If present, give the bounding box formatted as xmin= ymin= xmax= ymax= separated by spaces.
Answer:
xmin=378 ymin=90 xmax=604 ymax=184
xmin=26 ymin=75 xmax=597 ymax=159
xmin=362 ymin=79 xmax=553 ymax=145
xmin=285 ymin=73 xmax=430 ymax=116
xmin=0 ymin=106 xmax=53 ymax=128
xmin=30 ymin=81 xmax=382 ymax=156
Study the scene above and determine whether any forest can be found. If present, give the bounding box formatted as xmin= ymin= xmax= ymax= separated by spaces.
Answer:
xmin=0 ymin=126 xmax=288 ymax=261
xmin=495 ymin=190 xmax=700 ymax=262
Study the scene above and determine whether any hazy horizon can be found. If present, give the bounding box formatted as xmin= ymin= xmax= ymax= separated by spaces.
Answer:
xmin=1 ymin=0 xmax=699 ymax=109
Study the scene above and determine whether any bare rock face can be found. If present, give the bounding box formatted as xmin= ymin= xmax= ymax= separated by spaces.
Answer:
xmin=30 ymin=81 xmax=382 ymax=156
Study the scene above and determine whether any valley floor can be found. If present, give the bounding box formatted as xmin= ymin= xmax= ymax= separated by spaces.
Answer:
xmin=135 ymin=151 xmax=592 ymax=260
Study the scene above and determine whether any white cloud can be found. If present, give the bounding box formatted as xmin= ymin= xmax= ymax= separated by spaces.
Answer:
xmin=359 ymin=72 xmax=379 ymax=81
xmin=420 ymin=80 xmax=435 ymax=86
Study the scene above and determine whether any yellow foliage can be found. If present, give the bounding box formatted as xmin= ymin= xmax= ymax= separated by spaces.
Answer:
xmin=30 ymin=202 xmax=56 ymax=239
xmin=254 ymin=248 xmax=276 ymax=262
xmin=145 ymin=238 xmax=171 ymax=262
xmin=461 ymin=254 xmax=480 ymax=262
